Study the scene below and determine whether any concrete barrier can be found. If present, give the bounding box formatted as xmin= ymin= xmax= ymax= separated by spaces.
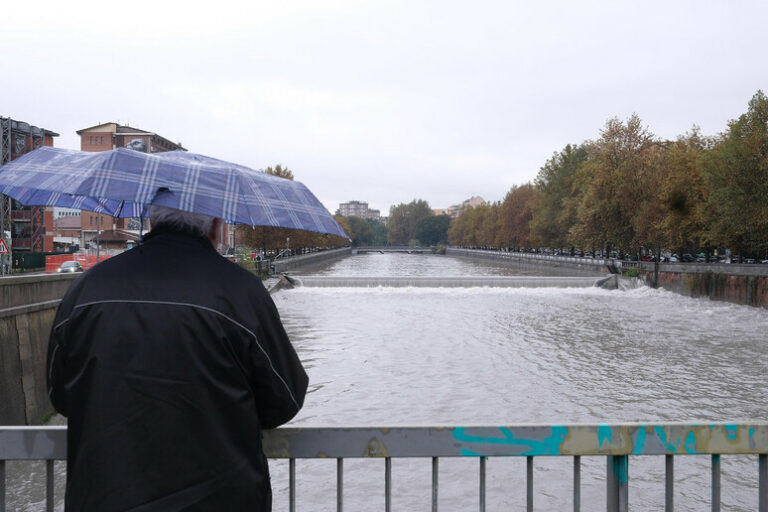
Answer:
xmin=272 ymin=247 xmax=352 ymax=273
xmin=0 ymin=274 xmax=79 ymax=425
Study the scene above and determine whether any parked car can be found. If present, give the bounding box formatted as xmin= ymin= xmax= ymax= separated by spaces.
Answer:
xmin=681 ymin=254 xmax=696 ymax=262
xmin=57 ymin=261 xmax=84 ymax=273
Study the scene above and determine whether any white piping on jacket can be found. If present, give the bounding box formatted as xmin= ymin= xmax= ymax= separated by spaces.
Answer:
xmin=49 ymin=299 xmax=301 ymax=411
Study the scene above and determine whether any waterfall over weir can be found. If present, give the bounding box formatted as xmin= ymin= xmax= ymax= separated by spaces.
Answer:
xmin=282 ymin=275 xmax=617 ymax=288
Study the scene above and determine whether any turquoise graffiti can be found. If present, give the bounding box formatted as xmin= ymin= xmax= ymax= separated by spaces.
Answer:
xmin=653 ymin=426 xmax=699 ymax=454
xmin=598 ymin=424 xmax=613 ymax=448
xmin=452 ymin=426 xmax=569 ymax=456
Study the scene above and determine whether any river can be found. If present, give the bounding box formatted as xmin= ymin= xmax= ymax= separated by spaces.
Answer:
xmin=7 ymin=252 xmax=768 ymax=511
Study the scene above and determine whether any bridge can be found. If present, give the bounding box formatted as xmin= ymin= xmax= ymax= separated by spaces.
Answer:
xmin=2 ymin=423 xmax=767 ymax=511
xmin=353 ymin=245 xmax=437 ymax=254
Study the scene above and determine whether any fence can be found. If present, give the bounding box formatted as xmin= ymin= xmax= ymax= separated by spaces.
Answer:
xmin=2 ymin=423 xmax=767 ymax=512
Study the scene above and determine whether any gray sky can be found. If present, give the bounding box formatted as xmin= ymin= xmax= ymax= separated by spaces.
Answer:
xmin=3 ymin=0 xmax=766 ymax=215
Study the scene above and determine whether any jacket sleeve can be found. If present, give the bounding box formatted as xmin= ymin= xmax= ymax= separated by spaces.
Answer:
xmin=248 ymin=293 xmax=308 ymax=429
xmin=47 ymin=294 xmax=76 ymax=416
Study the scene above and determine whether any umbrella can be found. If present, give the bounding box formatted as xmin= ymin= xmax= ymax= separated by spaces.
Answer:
xmin=0 ymin=146 xmax=348 ymax=239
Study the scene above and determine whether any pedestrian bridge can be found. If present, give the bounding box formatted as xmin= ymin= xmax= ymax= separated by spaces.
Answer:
xmin=2 ymin=423 xmax=767 ymax=511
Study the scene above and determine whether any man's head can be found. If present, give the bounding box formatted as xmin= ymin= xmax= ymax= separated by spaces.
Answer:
xmin=149 ymin=205 xmax=221 ymax=246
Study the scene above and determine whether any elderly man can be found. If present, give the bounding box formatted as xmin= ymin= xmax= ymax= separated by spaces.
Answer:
xmin=47 ymin=205 xmax=308 ymax=511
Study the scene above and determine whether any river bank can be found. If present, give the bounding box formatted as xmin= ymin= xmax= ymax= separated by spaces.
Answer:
xmin=447 ymin=247 xmax=768 ymax=309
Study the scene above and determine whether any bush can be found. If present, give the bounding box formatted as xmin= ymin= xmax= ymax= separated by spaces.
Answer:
xmin=623 ymin=268 xmax=639 ymax=278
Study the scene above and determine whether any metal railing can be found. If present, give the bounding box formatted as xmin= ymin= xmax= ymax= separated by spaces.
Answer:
xmin=2 ymin=423 xmax=767 ymax=512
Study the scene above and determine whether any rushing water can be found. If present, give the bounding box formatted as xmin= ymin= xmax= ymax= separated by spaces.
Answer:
xmin=8 ymin=253 xmax=768 ymax=511
xmin=268 ymin=253 xmax=768 ymax=511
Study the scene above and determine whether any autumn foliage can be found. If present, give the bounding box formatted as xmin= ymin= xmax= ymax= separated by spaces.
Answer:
xmin=449 ymin=90 xmax=768 ymax=259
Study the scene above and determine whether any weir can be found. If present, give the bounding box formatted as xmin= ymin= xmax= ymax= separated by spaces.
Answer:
xmin=283 ymin=275 xmax=617 ymax=289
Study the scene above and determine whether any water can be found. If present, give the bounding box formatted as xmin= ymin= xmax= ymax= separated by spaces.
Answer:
xmin=8 ymin=253 xmax=768 ymax=511
xmin=269 ymin=253 xmax=768 ymax=511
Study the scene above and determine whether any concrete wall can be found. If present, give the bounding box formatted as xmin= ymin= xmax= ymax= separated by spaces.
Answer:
xmin=0 ymin=274 xmax=78 ymax=425
xmin=637 ymin=264 xmax=768 ymax=309
xmin=448 ymin=248 xmax=768 ymax=309
xmin=272 ymin=247 xmax=352 ymax=273
xmin=446 ymin=248 xmax=609 ymax=275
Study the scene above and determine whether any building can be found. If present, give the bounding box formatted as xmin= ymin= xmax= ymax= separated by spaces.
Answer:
xmin=0 ymin=117 xmax=60 ymax=254
xmin=76 ymin=122 xmax=186 ymax=154
xmin=337 ymin=200 xmax=381 ymax=221
xmin=434 ymin=196 xmax=485 ymax=219
xmin=72 ymin=123 xmax=233 ymax=250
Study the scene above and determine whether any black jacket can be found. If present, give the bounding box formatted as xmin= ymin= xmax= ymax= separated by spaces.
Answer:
xmin=47 ymin=228 xmax=308 ymax=511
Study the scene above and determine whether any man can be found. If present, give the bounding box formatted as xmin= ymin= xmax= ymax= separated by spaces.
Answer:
xmin=47 ymin=205 xmax=308 ymax=511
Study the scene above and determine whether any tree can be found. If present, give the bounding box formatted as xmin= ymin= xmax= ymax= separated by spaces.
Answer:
xmin=346 ymin=216 xmax=374 ymax=246
xmin=569 ymin=114 xmax=660 ymax=254
xmin=263 ymin=164 xmax=294 ymax=180
xmin=236 ymin=165 xmax=347 ymax=251
xmin=705 ymin=90 xmax=768 ymax=255
xmin=415 ymin=214 xmax=452 ymax=245
xmin=655 ymin=127 xmax=713 ymax=254
xmin=387 ymin=199 xmax=432 ymax=245
xmin=499 ymin=184 xmax=538 ymax=249
xmin=366 ymin=219 xmax=388 ymax=246
xmin=530 ymin=144 xmax=587 ymax=249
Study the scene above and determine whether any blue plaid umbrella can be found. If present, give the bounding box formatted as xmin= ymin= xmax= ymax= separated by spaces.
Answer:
xmin=0 ymin=146 xmax=348 ymax=238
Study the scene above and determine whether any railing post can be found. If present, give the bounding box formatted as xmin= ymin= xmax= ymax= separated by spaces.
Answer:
xmin=337 ymin=458 xmax=343 ymax=512
xmin=573 ymin=456 xmax=580 ymax=512
xmin=665 ymin=454 xmax=674 ymax=512
xmin=479 ymin=456 xmax=486 ymax=512
xmin=527 ymin=456 xmax=533 ymax=512
xmin=46 ymin=460 xmax=54 ymax=512
xmin=760 ymin=454 xmax=767 ymax=512
xmin=432 ymin=456 xmax=439 ymax=512
xmin=289 ymin=458 xmax=296 ymax=512
xmin=711 ymin=454 xmax=721 ymax=512
xmin=607 ymin=455 xmax=628 ymax=512
xmin=1 ymin=459 xmax=5 ymax=512
xmin=385 ymin=457 xmax=391 ymax=512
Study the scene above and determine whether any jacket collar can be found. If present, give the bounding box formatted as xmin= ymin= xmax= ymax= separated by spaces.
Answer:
xmin=142 ymin=225 xmax=217 ymax=251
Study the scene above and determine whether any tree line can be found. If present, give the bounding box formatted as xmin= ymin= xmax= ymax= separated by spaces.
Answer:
xmin=449 ymin=90 xmax=768 ymax=259
xmin=234 ymin=90 xmax=768 ymax=258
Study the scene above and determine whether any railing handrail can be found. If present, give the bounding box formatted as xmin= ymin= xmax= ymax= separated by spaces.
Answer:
xmin=3 ymin=423 xmax=768 ymax=460
xmin=3 ymin=423 xmax=768 ymax=512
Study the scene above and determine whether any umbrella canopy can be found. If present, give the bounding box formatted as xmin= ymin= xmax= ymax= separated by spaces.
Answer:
xmin=0 ymin=146 xmax=348 ymax=238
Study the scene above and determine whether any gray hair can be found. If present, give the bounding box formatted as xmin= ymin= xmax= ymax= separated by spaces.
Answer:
xmin=149 ymin=205 xmax=215 ymax=238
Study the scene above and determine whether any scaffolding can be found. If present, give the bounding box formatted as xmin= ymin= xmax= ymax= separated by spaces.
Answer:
xmin=1 ymin=117 xmax=11 ymax=275
xmin=0 ymin=117 xmax=55 ymax=275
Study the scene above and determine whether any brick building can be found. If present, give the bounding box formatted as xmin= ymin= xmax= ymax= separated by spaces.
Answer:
xmin=77 ymin=122 xmax=186 ymax=154
xmin=75 ymin=122 xmax=193 ymax=248
xmin=0 ymin=117 xmax=60 ymax=253
xmin=73 ymin=122 xmax=232 ymax=250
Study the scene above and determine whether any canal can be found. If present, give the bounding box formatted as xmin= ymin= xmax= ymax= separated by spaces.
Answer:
xmin=7 ymin=252 xmax=768 ymax=511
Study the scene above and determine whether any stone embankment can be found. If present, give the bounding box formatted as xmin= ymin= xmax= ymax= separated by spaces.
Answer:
xmin=448 ymin=248 xmax=768 ymax=309
xmin=271 ymin=247 xmax=351 ymax=274
xmin=631 ymin=261 xmax=768 ymax=309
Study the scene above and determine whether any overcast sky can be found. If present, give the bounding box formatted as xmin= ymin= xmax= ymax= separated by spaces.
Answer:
xmin=2 ymin=0 xmax=767 ymax=215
